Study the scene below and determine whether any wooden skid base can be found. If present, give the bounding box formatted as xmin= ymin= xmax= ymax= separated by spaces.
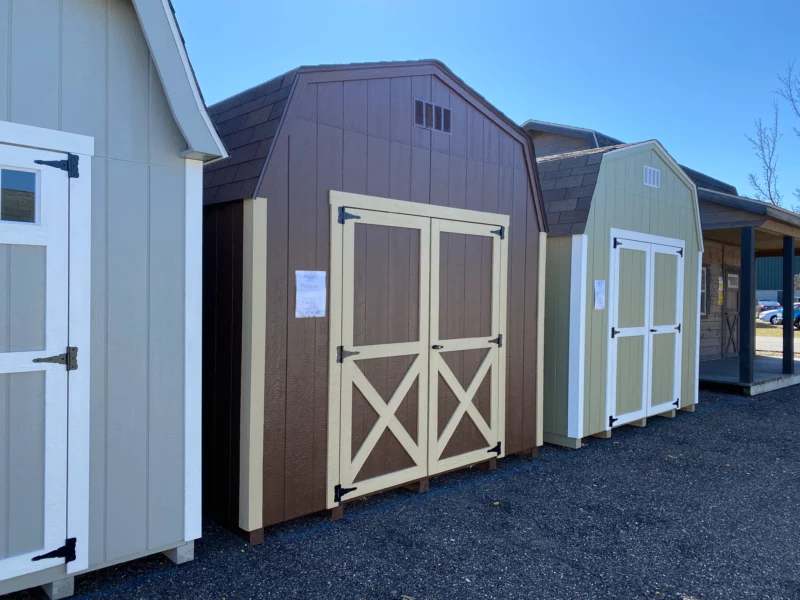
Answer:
xmin=516 ymin=447 xmax=539 ymax=458
xmin=475 ymin=457 xmax=497 ymax=470
xmin=680 ymin=404 xmax=696 ymax=413
xmin=629 ymin=418 xmax=647 ymax=428
xmin=404 ymin=478 xmax=430 ymax=494
xmin=328 ymin=505 xmax=344 ymax=521
xmin=591 ymin=430 xmax=612 ymax=439
xmin=653 ymin=409 xmax=676 ymax=419
xmin=247 ymin=528 xmax=265 ymax=546
xmin=163 ymin=541 xmax=194 ymax=565
xmin=42 ymin=578 xmax=75 ymax=600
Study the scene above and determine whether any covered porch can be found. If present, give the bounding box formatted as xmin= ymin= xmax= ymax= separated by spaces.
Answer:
xmin=697 ymin=188 xmax=800 ymax=395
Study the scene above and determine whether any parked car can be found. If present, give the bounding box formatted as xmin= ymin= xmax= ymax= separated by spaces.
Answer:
xmin=761 ymin=303 xmax=800 ymax=327
xmin=757 ymin=300 xmax=781 ymax=316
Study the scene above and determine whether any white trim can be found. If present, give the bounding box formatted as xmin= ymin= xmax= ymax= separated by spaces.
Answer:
xmin=184 ymin=159 xmax=203 ymax=540
xmin=535 ymin=232 xmax=546 ymax=447
xmin=695 ymin=252 xmax=702 ymax=405
xmin=609 ymin=227 xmax=686 ymax=251
xmin=130 ymin=0 xmax=227 ymax=160
xmin=568 ymin=234 xmax=588 ymax=439
xmin=0 ymin=120 xmax=94 ymax=156
xmin=66 ymin=158 xmax=92 ymax=574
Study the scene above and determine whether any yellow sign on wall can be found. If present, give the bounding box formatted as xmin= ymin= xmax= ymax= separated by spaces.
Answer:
xmin=718 ymin=277 xmax=724 ymax=305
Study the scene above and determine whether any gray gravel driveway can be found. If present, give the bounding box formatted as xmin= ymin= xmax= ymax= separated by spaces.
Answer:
xmin=9 ymin=387 xmax=800 ymax=599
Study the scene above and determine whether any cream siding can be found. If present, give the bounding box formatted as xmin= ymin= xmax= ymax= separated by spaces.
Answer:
xmin=582 ymin=147 xmax=701 ymax=436
xmin=542 ymin=236 xmax=573 ymax=439
xmin=0 ymin=0 xmax=191 ymax=577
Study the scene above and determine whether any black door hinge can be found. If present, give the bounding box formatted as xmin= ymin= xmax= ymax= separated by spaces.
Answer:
xmin=487 ymin=441 xmax=502 ymax=456
xmin=614 ymin=237 xmax=622 ymax=249
xmin=673 ymin=398 xmax=680 ymax=408
xmin=488 ymin=334 xmax=503 ymax=348
xmin=35 ymin=154 xmax=79 ymax=178
xmin=336 ymin=346 xmax=360 ymax=363
xmin=33 ymin=347 xmax=78 ymax=371
xmin=32 ymin=538 xmax=76 ymax=564
xmin=609 ymin=415 xmax=618 ymax=428
xmin=611 ymin=327 xmax=620 ymax=338
xmin=675 ymin=323 xmax=681 ymax=333
xmin=677 ymin=248 xmax=683 ymax=257
xmin=334 ymin=484 xmax=357 ymax=503
xmin=490 ymin=226 xmax=505 ymax=239
xmin=338 ymin=206 xmax=361 ymax=224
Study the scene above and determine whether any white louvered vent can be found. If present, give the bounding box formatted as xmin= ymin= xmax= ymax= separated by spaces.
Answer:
xmin=644 ymin=166 xmax=661 ymax=188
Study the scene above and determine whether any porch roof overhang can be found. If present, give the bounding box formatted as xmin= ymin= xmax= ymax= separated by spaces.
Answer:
xmin=698 ymin=187 xmax=800 ymax=257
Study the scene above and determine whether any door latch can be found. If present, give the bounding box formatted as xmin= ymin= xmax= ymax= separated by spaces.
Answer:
xmin=33 ymin=347 xmax=78 ymax=371
xmin=432 ymin=345 xmax=444 ymax=350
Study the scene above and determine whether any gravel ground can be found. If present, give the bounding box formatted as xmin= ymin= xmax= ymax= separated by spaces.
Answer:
xmin=9 ymin=387 xmax=800 ymax=600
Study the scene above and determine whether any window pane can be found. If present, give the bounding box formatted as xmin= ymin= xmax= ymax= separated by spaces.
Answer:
xmin=424 ymin=103 xmax=433 ymax=129
xmin=414 ymin=100 xmax=424 ymax=126
xmin=434 ymin=105 xmax=443 ymax=131
xmin=1 ymin=169 xmax=36 ymax=223
xmin=443 ymin=108 xmax=451 ymax=133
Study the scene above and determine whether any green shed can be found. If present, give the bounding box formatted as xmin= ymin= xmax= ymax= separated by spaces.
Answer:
xmin=539 ymin=141 xmax=703 ymax=448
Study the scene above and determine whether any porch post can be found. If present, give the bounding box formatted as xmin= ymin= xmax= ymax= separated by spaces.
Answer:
xmin=783 ymin=236 xmax=795 ymax=374
xmin=739 ymin=227 xmax=755 ymax=384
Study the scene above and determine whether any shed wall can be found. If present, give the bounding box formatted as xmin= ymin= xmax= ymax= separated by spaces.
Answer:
xmin=257 ymin=69 xmax=544 ymax=525
xmin=582 ymin=148 xmax=700 ymax=436
xmin=542 ymin=236 xmax=572 ymax=438
xmin=700 ymin=239 xmax=740 ymax=361
xmin=0 ymin=0 xmax=191 ymax=568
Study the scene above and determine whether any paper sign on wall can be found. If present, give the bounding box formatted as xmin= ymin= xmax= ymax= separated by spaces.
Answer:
xmin=718 ymin=276 xmax=724 ymax=306
xmin=295 ymin=271 xmax=327 ymax=318
xmin=594 ymin=280 xmax=606 ymax=310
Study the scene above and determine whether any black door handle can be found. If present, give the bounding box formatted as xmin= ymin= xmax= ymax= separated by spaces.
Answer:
xmin=650 ymin=329 xmax=657 ymax=332
xmin=432 ymin=345 xmax=444 ymax=350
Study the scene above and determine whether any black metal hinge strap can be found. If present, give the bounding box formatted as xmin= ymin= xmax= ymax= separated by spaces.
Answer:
xmin=611 ymin=327 xmax=620 ymax=339
xmin=34 ymin=154 xmax=79 ymax=178
xmin=336 ymin=346 xmax=360 ymax=363
xmin=488 ymin=334 xmax=503 ymax=348
xmin=673 ymin=398 xmax=680 ymax=408
xmin=675 ymin=323 xmax=681 ymax=333
xmin=338 ymin=206 xmax=361 ymax=224
xmin=677 ymin=248 xmax=683 ymax=257
xmin=609 ymin=415 xmax=618 ymax=428
xmin=614 ymin=238 xmax=622 ymax=248
xmin=334 ymin=484 xmax=357 ymax=503
xmin=33 ymin=347 xmax=78 ymax=371
xmin=490 ymin=226 xmax=505 ymax=239
xmin=488 ymin=442 xmax=502 ymax=455
xmin=32 ymin=538 xmax=76 ymax=563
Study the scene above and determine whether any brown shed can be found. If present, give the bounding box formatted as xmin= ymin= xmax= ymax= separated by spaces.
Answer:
xmin=202 ymin=60 xmax=548 ymax=542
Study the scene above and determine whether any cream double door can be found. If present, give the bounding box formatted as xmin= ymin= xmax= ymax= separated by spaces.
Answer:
xmin=607 ymin=231 xmax=684 ymax=429
xmin=329 ymin=197 xmax=507 ymax=506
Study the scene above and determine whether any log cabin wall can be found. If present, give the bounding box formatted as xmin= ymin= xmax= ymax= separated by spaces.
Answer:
xmin=257 ymin=65 xmax=545 ymax=526
xmin=700 ymin=238 xmax=741 ymax=361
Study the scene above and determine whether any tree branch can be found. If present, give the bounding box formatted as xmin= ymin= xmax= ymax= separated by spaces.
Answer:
xmin=746 ymin=100 xmax=783 ymax=206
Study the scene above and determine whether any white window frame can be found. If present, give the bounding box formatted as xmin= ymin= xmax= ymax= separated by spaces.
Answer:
xmin=0 ymin=120 xmax=93 ymax=575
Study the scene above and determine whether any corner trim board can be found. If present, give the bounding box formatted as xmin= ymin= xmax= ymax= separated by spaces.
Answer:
xmin=568 ymin=234 xmax=588 ymax=439
xmin=695 ymin=251 xmax=702 ymax=405
xmin=184 ymin=159 xmax=203 ymax=540
xmin=535 ymin=232 xmax=547 ymax=446
xmin=238 ymin=198 xmax=267 ymax=531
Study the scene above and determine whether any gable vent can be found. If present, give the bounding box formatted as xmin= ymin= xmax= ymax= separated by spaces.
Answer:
xmin=414 ymin=99 xmax=451 ymax=134
xmin=644 ymin=166 xmax=661 ymax=188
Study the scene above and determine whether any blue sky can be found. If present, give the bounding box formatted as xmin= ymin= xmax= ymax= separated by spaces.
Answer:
xmin=174 ymin=0 xmax=799 ymax=200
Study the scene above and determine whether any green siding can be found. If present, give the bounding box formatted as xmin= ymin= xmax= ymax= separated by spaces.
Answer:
xmin=618 ymin=248 xmax=647 ymax=328
xmin=583 ymin=146 xmax=701 ymax=436
xmin=756 ymin=256 xmax=800 ymax=291
xmin=616 ymin=337 xmax=645 ymax=416
xmin=543 ymin=236 xmax=573 ymax=438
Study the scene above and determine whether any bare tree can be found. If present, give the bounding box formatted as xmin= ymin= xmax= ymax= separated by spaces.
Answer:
xmin=746 ymin=99 xmax=783 ymax=206
xmin=777 ymin=61 xmax=800 ymax=202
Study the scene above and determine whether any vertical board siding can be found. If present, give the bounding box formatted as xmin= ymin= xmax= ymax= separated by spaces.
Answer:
xmin=256 ymin=71 xmax=544 ymax=524
xmin=543 ymin=236 xmax=572 ymax=438
xmin=1 ymin=0 xmax=193 ymax=568
xmin=201 ymin=202 xmax=244 ymax=530
xmin=582 ymin=149 xmax=701 ymax=436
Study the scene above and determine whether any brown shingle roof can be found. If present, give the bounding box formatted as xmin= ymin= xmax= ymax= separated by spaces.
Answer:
xmin=537 ymin=143 xmax=642 ymax=235
xmin=203 ymin=69 xmax=297 ymax=204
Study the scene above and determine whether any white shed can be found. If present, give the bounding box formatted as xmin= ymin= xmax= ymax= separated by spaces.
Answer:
xmin=0 ymin=1 xmax=226 ymax=597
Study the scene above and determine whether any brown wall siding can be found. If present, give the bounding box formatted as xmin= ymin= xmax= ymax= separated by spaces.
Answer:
xmin=258 ymin=70 xmax=544 ymax=525
xmin=700 ymin=239 xmax=741 ymax=361
xmin=531 ymin=131 xmax=591 ymax=158
xmin=201 ymin=201 xmax=244 ymax=529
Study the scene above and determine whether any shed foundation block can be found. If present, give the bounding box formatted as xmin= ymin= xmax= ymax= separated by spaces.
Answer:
xmin=328 ymin=505 xmax=344 ymax=521
xmin=404 ymin=478 xmax=430 ymax=494
xmin=680 ymin=404 xmax=696 ymax=413
xmin=246 ymin=528 xmax=265 ymax=546
xmin=42 ymin=577 xmax=74 ymax=600
xmin=476 ymin=458 xmax=497 ymax=470
xmin=629 ymin=418 xmax=647 ymax=428
xmin=163 ymin=541 xmax=194 ymax=565
xmin=654 ymin=409 xmax=676 ymax=419
xmin=591 ymin=430 xmax=612 ymax=439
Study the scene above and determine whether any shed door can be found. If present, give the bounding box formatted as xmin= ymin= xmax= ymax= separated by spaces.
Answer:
xmin=428 ymin=219 xmax=506 ymax=475
xmin=608 ymin=239 xmax=650 ymax=428
xmin=723 ymin=269 xmax=740 ymax=358
xmin=336 ymin=208 xmax=430 ymax=501
xmin=648 ymin=245 xmax=684 ymax=416
xmin=0 ymin=145 xmax=69 ymax=581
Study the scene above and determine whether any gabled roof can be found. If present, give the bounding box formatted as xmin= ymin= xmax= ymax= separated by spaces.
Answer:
xmin=537 ymin=143 xmax=640 ymax=235
xmin=131 ymin=0 xmax=227 ymax=161
xmin=523 ymin=119 xmax=737 ymax=196
xmin=204 ymin=60 xmax=546 ymax=232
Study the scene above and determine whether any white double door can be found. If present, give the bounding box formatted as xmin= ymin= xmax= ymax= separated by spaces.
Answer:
xmin=0 ymin=143 xmax=71 ymax=581
xmin=607 ymin=232 xmax=684 ymax=429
